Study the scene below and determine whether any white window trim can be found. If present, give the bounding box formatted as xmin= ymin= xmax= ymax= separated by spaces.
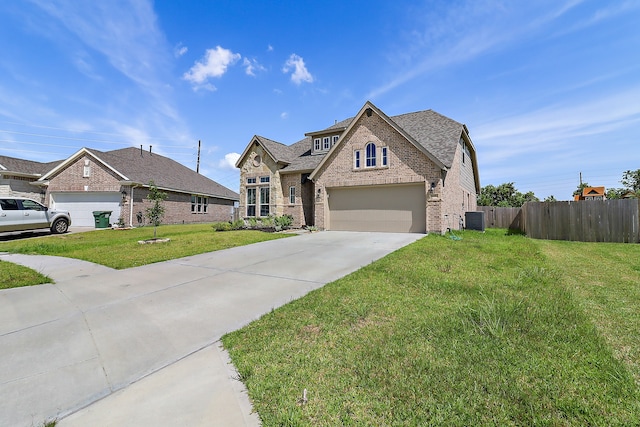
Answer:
xmin=332 ymin=135 xmax=339 ymax=145
xmin=381 ymin=146 xmax=388 ymax=167
xmin=314 ymin=138 xmax=321 ymax=151
xmin=354 ymin=150 xmax=361 ymax=169
xmin=323 ymin=137 xmax=330 ymax=150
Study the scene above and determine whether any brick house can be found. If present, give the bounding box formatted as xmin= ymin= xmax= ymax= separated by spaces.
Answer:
xmin=1 ymin=147 xmax=238 ymax=227
xmin=236 ymin=101 xmax=480 ymax=234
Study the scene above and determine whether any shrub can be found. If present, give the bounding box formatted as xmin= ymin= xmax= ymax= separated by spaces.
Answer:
xmin=231 ymin=219 xmax=246 ymax=230
xmin=212 ymin=222 xmax=232 ymax=232
xmin=274 ymin=214 xmax=293 ymax=229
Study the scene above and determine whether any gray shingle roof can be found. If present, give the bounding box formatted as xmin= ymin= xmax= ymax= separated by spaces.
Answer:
xmin=0 ymin=155 xmax=58 ymax=176
xmin=88 ymin=147 xmax=238 ymax=200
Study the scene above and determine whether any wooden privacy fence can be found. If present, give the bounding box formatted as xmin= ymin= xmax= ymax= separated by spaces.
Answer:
xmin=478 ymin=199 xmax=640 ymax=243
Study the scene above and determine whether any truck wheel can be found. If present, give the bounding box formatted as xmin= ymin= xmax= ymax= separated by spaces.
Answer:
xmin=51 ymin=219 xmax=69 ymax=234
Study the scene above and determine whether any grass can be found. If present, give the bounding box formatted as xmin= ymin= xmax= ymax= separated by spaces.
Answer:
xmin=0 ymin=223 xmax=290 ymax=270
xmin=222 ymin=229 xmax=640 ymax=426
xmin=0 ymin=260 xmax=51 ymax=289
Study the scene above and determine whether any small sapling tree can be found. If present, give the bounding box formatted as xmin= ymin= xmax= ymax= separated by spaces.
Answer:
xmin=146 ymin=181 xmax=167 ymax=239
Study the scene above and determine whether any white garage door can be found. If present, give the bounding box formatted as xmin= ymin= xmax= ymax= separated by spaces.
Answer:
xmin=327 ymin=183 xmax=426 ymax=233
xmin=51 ymin=192 xmax=122 ymax=227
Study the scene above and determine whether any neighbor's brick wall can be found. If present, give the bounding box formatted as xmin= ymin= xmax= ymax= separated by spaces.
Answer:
xmin=123 ymin=188 xmax=235 ymax=226
xmin=47 ymin=155 xmax=122 ymax=194
xmin=312 ymin=112 xmax=443 ymax=233
xmin=238 ymin=142 xmax=283 ymax=218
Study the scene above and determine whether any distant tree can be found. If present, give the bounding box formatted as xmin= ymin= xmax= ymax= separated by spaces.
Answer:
xmin=621 ymin=169 xmax=640 ymax=194
xmin=544 ymin=195 xmax=557 ymax=202
xmin=478 ymin=182 xmax=539 ymax=207
xmin=146 ymin=181 xmax=167 ymax=239
xmin=606 ymin=188 xmax=627 ymax=200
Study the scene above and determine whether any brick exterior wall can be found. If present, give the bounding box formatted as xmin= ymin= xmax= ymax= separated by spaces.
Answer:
xmin=237 ymin=110 xmax=479 ymax=234
xmin=312 ymin=113 xmax=444 ymax=233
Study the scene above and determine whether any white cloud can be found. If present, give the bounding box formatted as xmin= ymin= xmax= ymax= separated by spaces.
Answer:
xmin=243 ymin=58 xmax=266 ymax=76
xmin=267 ymin=44 xmax=274 ymax=52
xmin=282 ymin=54 xmax=313 ymax=85
xmin=183 ymin=46 xmax=241 ymax=89
xmin=280 ymin=112 xmax=288 ymax=119
xmin=218 ymin=152 xmax=240 ymax=169
xmin=174 ymin=43 xmax=188 ymax=57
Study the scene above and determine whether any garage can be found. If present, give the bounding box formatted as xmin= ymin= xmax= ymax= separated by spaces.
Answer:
xmin=327 ymin=183 xmax=426 ymax=233
xmin=51 ymin=192 xmax=122 ymax=227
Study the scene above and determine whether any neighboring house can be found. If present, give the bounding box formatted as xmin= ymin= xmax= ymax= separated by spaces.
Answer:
xmin=574 ymin=186 xmax=606 ymax=201
xmin=0 ymin=147 xmax=239 ymax=227
xmin=236 ymin=101 xmax=480 ymax=234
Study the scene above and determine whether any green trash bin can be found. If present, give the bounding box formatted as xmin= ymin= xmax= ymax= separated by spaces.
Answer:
xmin=92 ymin=211 xmax=112 ymax=229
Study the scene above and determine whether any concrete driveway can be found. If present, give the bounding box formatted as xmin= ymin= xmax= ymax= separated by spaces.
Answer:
xmin=0 ymin=231 xmax=423 ymax=426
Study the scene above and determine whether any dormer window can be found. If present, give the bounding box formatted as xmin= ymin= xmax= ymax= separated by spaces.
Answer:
xmin=314 ymin=138 xmax=321 ymax=151
xmin=323 ymin=137 xmax=330 ymax=150
xmin=332 ymin=135 xmax=339 ymax=145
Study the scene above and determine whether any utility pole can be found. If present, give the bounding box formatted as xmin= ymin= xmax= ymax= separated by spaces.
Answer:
xmin=196 ymin=140 xmax=201 ymax=174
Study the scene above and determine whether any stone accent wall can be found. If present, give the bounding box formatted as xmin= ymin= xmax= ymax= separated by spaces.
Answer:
xmin=238 ymin=143 xmax=283 ymax=218
xmin=0 ymin=177 xmax=43 ymax=203
xmin=312 ymin=112 xmax=444 ymax=233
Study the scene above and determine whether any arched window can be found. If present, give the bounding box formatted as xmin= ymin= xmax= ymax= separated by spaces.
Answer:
xmin=365 ymin=142 xmax=376 ymax=167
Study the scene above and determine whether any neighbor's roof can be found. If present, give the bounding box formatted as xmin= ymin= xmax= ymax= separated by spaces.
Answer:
xmin=0 ymin=155 xmax=59 ymax=176
xmin=582 ymin=186 xmax=606 ymax=196
xmin=87 ymin=147 xmax=239 ymax=200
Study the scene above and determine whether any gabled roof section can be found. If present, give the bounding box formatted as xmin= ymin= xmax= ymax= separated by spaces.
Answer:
xmin=235 ymin=135 xmax=296 ymax=168
xmin=310 ymin=101 xmax=450 ymax=180
xmin=40 ymin=148 xmax=129 ymax=181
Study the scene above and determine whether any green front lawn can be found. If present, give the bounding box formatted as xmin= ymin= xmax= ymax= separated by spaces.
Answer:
xmin=223 ymin=229 xmax=640 ymax=426
xmin=0 ymin=223 xmax=290 ymax=270
xmin=0 ymin=260 xmax=52 ymax=289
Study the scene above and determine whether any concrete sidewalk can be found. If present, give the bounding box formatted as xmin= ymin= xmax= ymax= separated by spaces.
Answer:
xmin=0 ymin=231 xmax=423 ymax=426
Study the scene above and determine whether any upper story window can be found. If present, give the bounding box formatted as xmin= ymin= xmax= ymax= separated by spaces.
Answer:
xmin=314 ymin=138 xmax=321 ymax=151
xmin=260 ymin=176 xmax=270 ymax=183
xmin=247 ymin=177 xmax=256 ymax=184
xmin=323 ymin=137 xmax=330 ymax=150
xmin=365 ymin=143 xmax=376 ymax=167
xmin=354 ymin=150 xmax=361 ymax=168
xmin=381 ymin=147 xmax=388 ymax=167
xmin=332 ymin=135 xmax=339 ymax=145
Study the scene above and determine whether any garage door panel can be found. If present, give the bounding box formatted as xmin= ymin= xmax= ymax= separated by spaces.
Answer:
xmin=51 ymin=193 xmax=122 ymax=227
xmin=328 ymin=184 xmax=426 ymax=233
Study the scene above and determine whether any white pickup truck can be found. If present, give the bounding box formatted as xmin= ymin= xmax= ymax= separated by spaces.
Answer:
xmin=0 ymin=197 xmax=71 ymax=234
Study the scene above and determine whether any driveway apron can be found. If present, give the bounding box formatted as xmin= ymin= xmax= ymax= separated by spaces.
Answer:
xmin=0 ymin=231 xmax=423 ymax=426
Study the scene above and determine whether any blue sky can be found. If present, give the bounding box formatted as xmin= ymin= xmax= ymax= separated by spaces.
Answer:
xmin=1 ymin=1 xmax=639 ymax=199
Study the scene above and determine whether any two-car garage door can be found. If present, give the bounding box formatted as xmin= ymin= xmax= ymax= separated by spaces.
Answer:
xmin=327 ymin=183 xmax=426 ymax=233
xmin=51 ymin=192 xmax=122 ymax=227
